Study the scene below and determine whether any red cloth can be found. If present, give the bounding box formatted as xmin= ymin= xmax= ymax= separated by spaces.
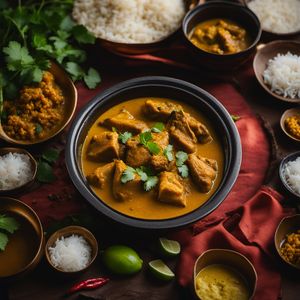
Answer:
xmin=175 ymin=186 xmax=288 ymax=300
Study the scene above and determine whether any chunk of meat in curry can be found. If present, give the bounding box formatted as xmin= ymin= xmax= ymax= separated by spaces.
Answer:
xmin=87 ymin=162 xmax=115 ymax=188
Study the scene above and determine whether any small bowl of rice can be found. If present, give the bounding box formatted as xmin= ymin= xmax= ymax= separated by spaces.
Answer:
xmin=279 ymin=151 xmax=300 ymax=200
xmin=0 ymin=147 xmax=37 ymax=195
xmin=45 ymin=226 xmax=98 ymax=275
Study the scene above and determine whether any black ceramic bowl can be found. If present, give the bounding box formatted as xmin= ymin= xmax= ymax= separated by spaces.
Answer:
xmin=182 ymin=1 xmax=262 ymax=70
xmin=66 ymin=77 xmax=242 ymax=230
xmin=279 ymin=151 xmax=300 ymax=200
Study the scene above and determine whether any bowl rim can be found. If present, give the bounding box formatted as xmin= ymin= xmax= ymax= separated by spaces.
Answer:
xmin=274 ymin=214 xmax=300 ymax=270
xmin=279 ymin=151 xmax=300 ymax=199
xmin=182 ymin=0 xmax=262 ymax=57
xmin=45 ymin=225 xmax=98 ymax=274
xmin=280 ymin=108 xmax=300 ymax=142
xmin=0 ymin=196 xmax=44 ymax=279
xmin=66 ymin=76 xmax=242 ymax=230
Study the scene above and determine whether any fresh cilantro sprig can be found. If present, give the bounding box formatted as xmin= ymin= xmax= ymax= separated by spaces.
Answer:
xmin=139 ymin=131 xmax=160 ymax=155
xmin=176 ymin=151 xmax=189 ymax=178
xmin=112 ymin=127 xmax=133 ymax=144
xmin=0 ymin=214 xmax=20 ymax=251
xmin=163 ymin=144 xmax=174 ymax=162
xmin=121 ymin=166 xmax=136 ymax=184
xmin=151 ymin=122 xmax=165 ymax=133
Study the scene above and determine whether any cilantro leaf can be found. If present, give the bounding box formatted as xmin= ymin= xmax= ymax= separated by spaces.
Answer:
xmin=118 ymin=132 xmax=132 ymax=144
xmin=147 ymin=141 xmax=160 ymax=155
xmin=176 ymin=151 xmax=188 ymax=167
xmin=121 ymin=167 xmax=136 ymax=184
xmin=231 ymin=114 xmax=241 ymax=122
xmin=72 ymin=25 xmax=96 ymax=44
xmin=0 ymin=232 xmax=8 ymax=251
xmin=83 ymin=68 xmax=101 ymax=89
xmin=151 ymin=122 xmax=165 ymax=133
xmin=178 ymin=164 xmax=189 ymax=178
xmin=60 ymin=16 xmax=75 ymax=32
xmin=35 ymin=123 xmax=43 ymax=134
xmin=144 ymin=176 xmax=159 ymax=191
xmin=42 ymin=148 xmax=60 ymax=164
xmin=140 ymin=131 xmax=152 ymax=146
xmin=163 ymin=145 xmax=174 ymax=162
xmin=65 ymin=62 xmax=84 ymax=81
xmin=136 ymin=168 xmax=148 ymax=182
xmin=0 ymin=215 xmax=20 ymax=234
xmin=37 ymin=161 xmax=56 ymax=183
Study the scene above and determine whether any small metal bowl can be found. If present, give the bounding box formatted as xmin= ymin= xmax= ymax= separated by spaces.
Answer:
xmin=0 ymin=61 xmax=77 ymax=145
xmin=193 ymin=249 xmax=257 ymax=299
xmin=0 ymin=197 xmax=44 ymax=282
xmin=275 ymin=214 xmax=300 ymax=269
xmin=253 ymin=40 xmax=300 ymax=104
xmin=279 ymin=151 xmax=300 ymax=200
xmin=0 ymin=147 xmax=37 ymax=195
xmin=45 ymin=226 xmax=98 ymax=276
xmin=280 ymin=108 xmax=300 ymax=143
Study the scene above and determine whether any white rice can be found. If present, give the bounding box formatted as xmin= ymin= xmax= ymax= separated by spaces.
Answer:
xmin=72 ymin=0 xmax=186 ymax=43
xmin=0 ymin=152 xmax=33 ymax=190
xmin=48 ymin=234 xmax=92 ymax=272
xmin=248 ymin=0 xmax=300 ymax=34
xmin=283 ymin=157 xmax=300 ymax=196
xmin=263 ymin=52 xmax=300 ymax=99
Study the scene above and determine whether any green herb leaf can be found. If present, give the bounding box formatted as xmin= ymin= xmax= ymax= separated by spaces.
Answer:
xmin=139 ymin=131 xmax=152 ymax=146
xmin=59 ymin=16 xmax=75 ymax=32
xmin=178 ymin=165 xmax=189 ymax=178
xmin=136 ymin=168 xmax=148 ymax=182
xmin=0 ymin=215 xmax=20 ymax=234
xmin=121 ymin=167 xmax=136 ymax=184
xmin=42 ymin=148 xmax=60 ymax=164
xmin=144 ymin=176 xmax=159 ymax=191
xmin=72 ymin=25 xmax=96 ymax=44
xmin=147 ymin=141 xmax=160 ymax=155
xmin=163 ymin=145 xmax=174 ymax=162
xmin=176 ymin=151 xmax=188 ymax=167
xmin=37 ymin=161 xmax=56 ymax=183
xmin=112 ymin=127 xmax=117 ymax=132
xmin=118 ymin=132 xmax=132 ymax=144
xmin=65 ymin=62 xmax=84 ymax=81
xmin=151 ymin=122 xmax=165 ymax=133
xmin=231 ymin=114 xmax=241 ymax=122
xmin=83 ymin=68 xmax=101 ymax=89
xmin=0 ymin=232 xmax=8 ymax=251
xmin=35 ymin=123 xmax=43 ymax=134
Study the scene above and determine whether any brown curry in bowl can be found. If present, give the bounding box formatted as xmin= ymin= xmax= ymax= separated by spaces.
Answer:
xmin=81 ymin=97 xmax=224 ymax=220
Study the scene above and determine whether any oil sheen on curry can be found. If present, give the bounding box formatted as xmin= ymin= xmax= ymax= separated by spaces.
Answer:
xmin=189 ymin=19 xmax=252 ymax=55
xmin=82 ymin=98 xmax=224 ymax=220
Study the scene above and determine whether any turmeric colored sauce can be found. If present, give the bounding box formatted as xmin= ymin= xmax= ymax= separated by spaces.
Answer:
xmin=81 ymin=98 xmax=224 ymax=220
xmin=189 ymin=18 xmax=252 ymax=55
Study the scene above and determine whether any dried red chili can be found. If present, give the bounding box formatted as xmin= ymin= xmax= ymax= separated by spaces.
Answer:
xmin=67 ymin=277 xmax=110 ymax=294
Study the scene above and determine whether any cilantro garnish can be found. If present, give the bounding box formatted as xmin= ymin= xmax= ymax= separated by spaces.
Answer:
xmin=176 ymin=151 xmax=189 ymax=178
xmin=0 ymin=214 xmax=20 ymax=251
xmin=139 ymin=131 xmax=160 ymax=155
xmin=118 ymin=132 xmax=132 ymax=144
xmin=231 ymin=114 xmax=241 ymax=122
xmin=151 ymin=122 xmax=165 ymax=133
xmin=35 ymin=123 xmax=43 ymax=134
xmin=121 ymin=166 xmax=136 ymax=184
xmin=144 ymin=176 xmax=159 ymax=191
xmin=178 ymin=165 xmax=189 ymax=178
xmin=163 ymin=145 xmax=174 ymax=162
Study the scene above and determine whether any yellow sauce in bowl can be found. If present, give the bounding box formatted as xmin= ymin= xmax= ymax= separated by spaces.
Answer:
xmin=195 ymin=264 xmax=250 ymax=300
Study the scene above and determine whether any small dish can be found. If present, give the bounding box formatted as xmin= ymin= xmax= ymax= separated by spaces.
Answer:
xmin=280 ymin=108 xmax=300 ymax=142
xmin=45 ymin=226 xmax=98 ymax=275
xmin=182 ymin=1 xmax=262 ymax=70
xmin=0 ymin=147 xmax=37 ymax=195
xmin=253 ymin=40 xmax=300 ymax=103
xmin=279 ymin=151 xmax=300 ymax=199
xmin=193 ymin=249 xmax=257 ymax=299
xmin=275 ymin=214 xmax=300 ymax=269
xmin=0 ymin=61 xmax=77 ymax=145
xmin=0 ymin=197 xmax=44 ymax=282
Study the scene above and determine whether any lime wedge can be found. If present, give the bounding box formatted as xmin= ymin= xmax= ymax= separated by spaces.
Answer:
xmin=148 ymin=259 xmax=175 ymax=281
xmin=159 ymin=237 xmax=181 ymax=256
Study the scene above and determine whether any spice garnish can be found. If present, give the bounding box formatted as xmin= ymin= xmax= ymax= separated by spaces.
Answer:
xmin=67 ymin=277 xmax=110 ymax=294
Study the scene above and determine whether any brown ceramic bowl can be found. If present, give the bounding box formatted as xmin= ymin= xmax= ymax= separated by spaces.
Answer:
xmin=45 ymin=226 xmax=98 ymax=275
xmin=275 ymin=215 xmax=300 ymax=269
xmin=280 ymin=108 xmax=300 ymax=143
xmin=0 ymin=61 xmax=77 ymax=145
xmin=253 ymin=40 xmax=300 ymax=103
xmin=243 ymin=0 xmax=300 ymax=40
xmin=96 ymin=0 xmax=198 ymax=56
xmin=0 ymin=197 xmax=44 ymax=282
xmin=182 ymin=1 xmax=262 ymax=70
xmin=0 ymin=147 xmax=37 ymax=195
xmin=193 ymin=249 xmax=257 ymax=299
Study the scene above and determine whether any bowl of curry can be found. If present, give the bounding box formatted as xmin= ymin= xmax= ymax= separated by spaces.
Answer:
xmin=182 ymin=1 xmax=262 ymax=70
xmin=66 ymin=76 xmax=241 ymax=230
xmin=0 ymin=62 xmax=77 ymax=145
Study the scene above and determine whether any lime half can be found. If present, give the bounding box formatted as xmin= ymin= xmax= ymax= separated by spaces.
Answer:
xmin=149 ymin=259 xmax=175 ymax=281
xmin=159 ymin=237 xmax=181 ymax=256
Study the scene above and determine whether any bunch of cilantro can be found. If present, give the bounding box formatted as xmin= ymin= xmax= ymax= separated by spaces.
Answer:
xmin=0 ymin=0 xmax=101 ymax=107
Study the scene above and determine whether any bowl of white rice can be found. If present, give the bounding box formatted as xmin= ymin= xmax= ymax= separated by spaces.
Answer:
xmin=280 ymin=152 xmax=300 ymax=200
xmin=0 ymin=148 xmax=37 ymax=194
xmin=72 ymin=0 xmax=195 ymax=55
xmin=45 ymin=226 xmax=98 ymax=275
xmin=253 ymin=40 xmax=300 ymax=103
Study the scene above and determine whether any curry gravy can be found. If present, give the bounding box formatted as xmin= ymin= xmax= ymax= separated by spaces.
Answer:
xmin=82 ymin=98 xmax=224 ymax=220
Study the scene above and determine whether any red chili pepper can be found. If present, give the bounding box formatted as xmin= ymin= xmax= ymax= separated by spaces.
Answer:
xmin=67 ymin=277 xmax=110 ymax=294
